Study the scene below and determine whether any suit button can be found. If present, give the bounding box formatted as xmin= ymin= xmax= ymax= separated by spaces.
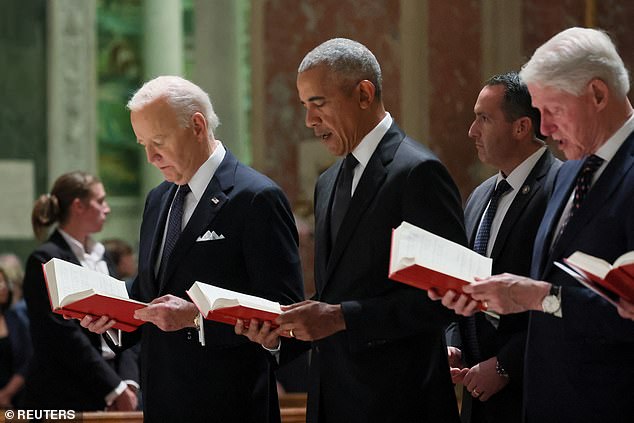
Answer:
xmin=187 ymin=331 xmax=192 ymax=340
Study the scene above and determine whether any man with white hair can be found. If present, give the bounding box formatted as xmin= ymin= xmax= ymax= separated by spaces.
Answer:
xmin=82 ymin=75 xmax=304 ymax=422
xmin=432 ymin=27 xmax=634 ymax=422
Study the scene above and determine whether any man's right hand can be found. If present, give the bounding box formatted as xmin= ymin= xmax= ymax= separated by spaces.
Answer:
xmin=447 ymin=346 xmax=469 ymax=384
xmin=79 ymin=315 xmax=117 ymax=334
xmin=235 ymin=318 xmax=281 ymax=350
xmin=428 ymin=288 xmax=481 ymax=316
xmin=108 ymin=387 xmax=138 ymax=411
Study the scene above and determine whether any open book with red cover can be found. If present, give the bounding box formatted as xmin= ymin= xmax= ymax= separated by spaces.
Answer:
xmin=562 ymin=250 xmax=634 ymax=303
xmin=389 ymin=221 xmax=492 ymax=306
xmin=186 ymin=282 xmax=282 ymax=328
xmin=42 ymin=258 xmax=147 ymax=332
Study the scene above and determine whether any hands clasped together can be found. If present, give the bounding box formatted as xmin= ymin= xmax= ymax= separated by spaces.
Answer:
xmin=447 ymin=347 xmax=509 ymax=401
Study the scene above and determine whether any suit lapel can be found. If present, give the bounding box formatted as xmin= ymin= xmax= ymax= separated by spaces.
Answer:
xmin=491 ymin=151 xmax=552 ymax=260
xmin=466 ymin=180 xmax=495 ymax=246
xmin=314 ymin=165 xmax=339 ymax=296
xmin=324 ymin=123 xmax=401 ymax=284
xmin=158 ymin=152 xmax=236 ymax=294
xmin=550 ymin=135 xmax=634 ymax=267
xmin=147 ymin=186 xmax=176 ymax=290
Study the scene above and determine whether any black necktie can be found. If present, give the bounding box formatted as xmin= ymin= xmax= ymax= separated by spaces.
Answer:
xmin=330 ymin=154 xmax=358 ymax=244
xmin=463 ymin=179 xmax=511 ymax=364
xmin=159 ymin=184 xmax=190 ymax=281
xmin=553 ymin=154 xmax=604 ymax=248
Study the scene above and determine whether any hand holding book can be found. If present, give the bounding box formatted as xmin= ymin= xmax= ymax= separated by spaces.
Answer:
xmin=42 ymin=258 xmax=147 ymax=332
xmin=557 ymin=250 xmax=634 ymax=304
xmin=389 ymin=221 xmax=492 ymax=309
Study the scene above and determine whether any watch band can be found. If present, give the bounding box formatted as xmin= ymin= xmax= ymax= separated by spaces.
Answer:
xmin=550 ymin=284 xmax=561 ymax=297
xmin=495 ymin=359 xmax=509 ymax=378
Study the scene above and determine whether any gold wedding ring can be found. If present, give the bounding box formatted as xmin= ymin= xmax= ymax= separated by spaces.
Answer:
xmin=289 ymin=329 xmax=295 ymax=338
xmin=472 ymin=389 xmax=481 ymax=397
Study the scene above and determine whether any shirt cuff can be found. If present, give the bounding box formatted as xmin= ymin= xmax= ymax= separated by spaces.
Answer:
xmin=262 ymin=339 xmax=281 ymax=364
xmin=105 ymin=380 xmax=127 ymax=406
xmin=124 ymin=380 xmax=140 ymax=391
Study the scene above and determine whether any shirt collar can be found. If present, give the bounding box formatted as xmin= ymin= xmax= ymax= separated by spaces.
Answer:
xmin=594 ymin=113 xmax=634 ymax=163
xmin=58 ymin=228 xmax=104 ymax=261
xmin=187 ymin=141 xmax=227 ymax=201
xmin=351 ymin=112 xmax=393 ymax=167
xmin=497 ymin=146 xmax=547 ymax=191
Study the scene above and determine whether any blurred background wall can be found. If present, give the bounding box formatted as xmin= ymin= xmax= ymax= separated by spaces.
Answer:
xmin=1 ymin=0 xmax=633 ymax=293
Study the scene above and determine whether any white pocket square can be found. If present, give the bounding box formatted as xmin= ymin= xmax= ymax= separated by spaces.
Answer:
xmin=196 ymin=230 xmax=225 ymax=242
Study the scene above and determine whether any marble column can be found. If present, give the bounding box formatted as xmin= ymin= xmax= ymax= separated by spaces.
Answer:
xmin=194 ymin=0 xmax=251 ymax=164
xmin=47 ymin=0 xmax=98 ymax=182
xmin=140 ymin=0 xmax=184 ymax=195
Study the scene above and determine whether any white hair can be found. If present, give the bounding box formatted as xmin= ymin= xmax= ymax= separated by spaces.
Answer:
xmin=127 ymin=75 xmax=220 ymax=131
xmin=520 ymin=27 xmax=630 ymax=98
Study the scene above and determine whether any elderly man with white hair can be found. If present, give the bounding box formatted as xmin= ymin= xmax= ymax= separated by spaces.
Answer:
xmin=431 ymin=27 xmax=634 ymax=423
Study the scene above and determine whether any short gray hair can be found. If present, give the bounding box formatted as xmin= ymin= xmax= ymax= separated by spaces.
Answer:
xmin=298 ymin=38 xmax=383 ymax=100
xmin=127 ymin=75 xmax=220 ymax=131
xmin=520 ymin=27 xmax=630 ymax=99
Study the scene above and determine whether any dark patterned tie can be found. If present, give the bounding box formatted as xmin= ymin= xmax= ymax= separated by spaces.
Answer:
xmin=552 ymin=154 xmax=604 ymax=248
xmin=473 ymin=179 xmax=512 ymax=255
xmin=159 ymin=184 xmax=190 ymax=281
xmin=330 ymin=153 xmax=358 ymax=244
xmin=464 ymin=179 xmax=511 ymax=364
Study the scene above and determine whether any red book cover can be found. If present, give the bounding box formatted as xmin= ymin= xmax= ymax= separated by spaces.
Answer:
xmin=564 ymin=258 xmax=634 ymax=303
xmin=389 ymin=264 xmax=471 ymax=295
xmin=388 ymin=224 xmax=491 ymax=310
xmin=187 ymin=282 xmax=283 ymax=329
xmin=205 ymin=306 xmax=280 ymax=328
xmin=54 ymin=295 xmax=146 ymax=332
xmin=41 ymin=259 xmax=147 ymax=332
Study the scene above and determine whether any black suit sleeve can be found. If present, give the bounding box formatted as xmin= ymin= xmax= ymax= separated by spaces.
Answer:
xmin=23 ymin=250 xmax=123 ymax=398
xmin=242 ymin=186 xmax=306 ymax=365
xmin=341 ymin=160 xmax=466 ymax=351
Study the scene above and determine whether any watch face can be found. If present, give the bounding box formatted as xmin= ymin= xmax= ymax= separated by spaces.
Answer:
xmin=542 ymin=295 xmax=561 ymax=314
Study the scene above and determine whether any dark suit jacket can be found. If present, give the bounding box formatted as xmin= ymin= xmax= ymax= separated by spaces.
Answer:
xmin=526 ymin=132 xmax=634 ymax=423
xmin=459 ymin=149 xmax=561 ymax=423
xmin=308 ymin=122 xmax=465 ymax=423
xmin=124 ymin=150 xmax=304 ymax=423
xmin=22 ymin=230 xmax=140 ymax=411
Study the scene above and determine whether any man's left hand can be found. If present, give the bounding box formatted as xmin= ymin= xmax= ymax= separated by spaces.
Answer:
xmin=134 ymin=294 xmax=198 ymax=331
xmin=462 ymin=356 xmax=509 ymax=401
xmin=275 ymin=300 xmax=346 ymax=341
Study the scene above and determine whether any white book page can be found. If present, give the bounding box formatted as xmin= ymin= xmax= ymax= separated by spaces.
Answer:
xmin=566 ymin=252 xmax=610 ymax=279
xmin=392 ymin=222 xmax=492 ymax=282
xmin=187 ymin=283 xmax=212 ymax=315
xmin=614 ymin=251 xmax=634 ymax=268
xmin=191 ymin=282 xmax=281 ymax=314
xmin=45 ymin=258 xmax=129 ymax=307
xmin=555 ymin=261 xmax=618 ymax=306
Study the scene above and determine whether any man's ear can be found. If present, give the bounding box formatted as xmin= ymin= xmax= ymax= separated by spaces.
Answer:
xmin=588 ymin=78 xmax=609 ymax=112
xmin=191 ymin=112 xmax=208 ymax=142
xmin=358 ymin=80 xmax=376 ymax=109
xmin=512 ymin=116 xmax=531 ymax=138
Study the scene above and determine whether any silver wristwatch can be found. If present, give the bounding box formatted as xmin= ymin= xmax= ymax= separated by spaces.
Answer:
xmin=542 ymin=285 xmax=562 ymax=317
